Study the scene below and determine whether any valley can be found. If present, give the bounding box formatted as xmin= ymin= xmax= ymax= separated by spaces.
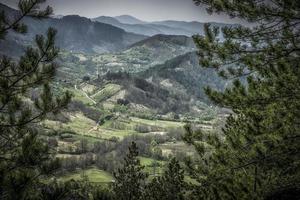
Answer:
xmin=0 ymin=2 xmax=229 ymax=185
xmin=1 ymin=1 xmax=298 ymax=199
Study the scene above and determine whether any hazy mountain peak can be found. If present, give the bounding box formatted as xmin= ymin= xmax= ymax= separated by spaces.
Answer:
xmin=93 ymin=16 xmax=121 ymax=24
xmin=61 ymin=15 xmax=91 ymax=23
xmin=114 ymin=15 xmax=146 ymax=24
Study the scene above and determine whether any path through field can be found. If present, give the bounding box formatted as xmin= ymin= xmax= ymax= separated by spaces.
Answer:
xmin=74 ymin=84 xmax=97 ymax=104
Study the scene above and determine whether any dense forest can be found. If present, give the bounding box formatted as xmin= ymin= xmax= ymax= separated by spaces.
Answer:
xmin=0 ymin=0 xmax=299 ymax=199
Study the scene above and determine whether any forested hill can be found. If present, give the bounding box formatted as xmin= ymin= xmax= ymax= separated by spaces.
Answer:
xmin=139 ymin=52 xmax=229 ymax=100
xmin=129 ymin=34 xmax=195 ymax=49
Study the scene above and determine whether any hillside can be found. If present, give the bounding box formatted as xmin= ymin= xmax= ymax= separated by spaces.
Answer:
xmin=89 ymin=34 xmax=196 ymax=74
xmin=20 ymin=31 xmax=209 ymax=116
xmin=107 ymin=52 xmax=229 ymax=113
xmin=140 ymin=52 xmax=229 ymax=101
xmin=70 ymin=52 xmax=229 ymax=116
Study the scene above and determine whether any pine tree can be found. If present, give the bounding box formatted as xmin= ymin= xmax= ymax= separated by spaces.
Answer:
xmin=112 ymin=142 xmax=148 ymax=200
xmin=184 ymin=0 xmax=300 ymax=199
xmin=145 ymin=157 xmax=186 ymax=200
xmin=0 ymin=0 xmax=71 ymax=199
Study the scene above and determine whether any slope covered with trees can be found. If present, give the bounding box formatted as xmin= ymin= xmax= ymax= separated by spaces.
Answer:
xmin=183 ymin=0 xmax=300 ymax=199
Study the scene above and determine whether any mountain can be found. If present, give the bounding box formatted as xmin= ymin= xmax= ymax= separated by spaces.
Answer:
xmin=93 ymin=16 xmax=121 ymax=25
xmin=94 ymin=15 xmax=236 ymax=37
xmin=0 ymin=4 xmax=147 ymax=55
xmin=152 ymin=20 xmax=205 ymax=35
xmin=93 ymin=16 xmax=194 ymax=36
xmin=153 ymin=20 xmax=237 ymax=37
xmin=114 ymin=15 xmax=146 ymax=24
xmin=53 ymin=15 xmax=146 ymax=54
xmin=93 ymin=16 xmax=162 ymax=36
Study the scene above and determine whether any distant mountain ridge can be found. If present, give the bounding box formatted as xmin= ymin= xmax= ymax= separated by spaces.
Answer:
xmin=114 ymin=15 xmax=146 ymax=24
xmin=0 ymin=3 xmax=147 ymax=55
xmin=93 ymin=16 xmax=194 ymax=36
xmin=94 ymin=15 xmax=236 ymax=37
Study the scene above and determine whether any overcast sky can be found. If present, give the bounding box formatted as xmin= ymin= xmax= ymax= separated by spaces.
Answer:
xmin=0 ymin=0 xmax=240 ymax=23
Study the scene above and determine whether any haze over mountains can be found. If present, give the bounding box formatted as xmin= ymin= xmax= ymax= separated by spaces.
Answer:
xmin=93 ymin=14 xmax=235 ymax=37
xmin=93 ymin=15 xmax=204 ymax=36
xmin=114 ymin=15 xmax=146 ymax=24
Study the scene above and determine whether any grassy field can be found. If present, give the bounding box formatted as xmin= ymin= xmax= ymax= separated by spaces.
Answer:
xmin=92 ymin=84 xmax=122 ymax=102
xmin=43 ymin=111 xmax=187 ymax=142
xmin=56 ymin=160 xmax=197 ymax=185
xmin=69 ymin=88 xmax=96 ymax=105
xmin=58 ymin=167 xmax=114 ymax=183
xmin=43 ymin=113 xmax=137 ymax=140
xmin=139 ymin=157 xmax=198 ymax=184
xmin=139 ymin=157 xmax=166 ymax=176
xmin=130 ymin=117 xmax=185 ymax=129
xmin=139 ymin=157 xmax=165 ymax=166
xmin=159 ymin=141 xmax=196 ymax=157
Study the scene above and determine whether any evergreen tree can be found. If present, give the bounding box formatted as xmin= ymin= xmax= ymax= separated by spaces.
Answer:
xmin=0 ymin=0 xmax=71 ymax=199
xmin=184 ymin=0 xmax=300 ymax=199
xmin=145 ymin=157 xmax=186 ymax=200
xmin=112 ymin=142 xmax=148 ymax=200
xmin=40 ymin=179 xmax=114 ymax=200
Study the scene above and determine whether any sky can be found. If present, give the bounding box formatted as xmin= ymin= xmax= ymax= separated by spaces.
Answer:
xmin=0 ymin=0 xmax=239 ymax=24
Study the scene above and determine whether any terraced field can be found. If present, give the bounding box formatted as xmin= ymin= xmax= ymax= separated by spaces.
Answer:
xmin=43 ymin=113 xmax=137 ymax=140
xmin=130 ymin=117 xmax=185 ymax=129
xmin=92 ymin=84 xmax=122 ymax=103
xmin=159 ymin=141 xmax=196 ymax=157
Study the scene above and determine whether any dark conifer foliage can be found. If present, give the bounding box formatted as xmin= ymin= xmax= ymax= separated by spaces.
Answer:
xmin=145 ymin=157 xmax=186 ymax=200
xmin=184 ymin=0 xmax=300 ymax=199
xmin=112 ymin=142 xmax=148 ymax=200
xmin=0 ymin=0 xmax=53 ymax=39
xmin=0 ymin=0 xmax=71 ymax=199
